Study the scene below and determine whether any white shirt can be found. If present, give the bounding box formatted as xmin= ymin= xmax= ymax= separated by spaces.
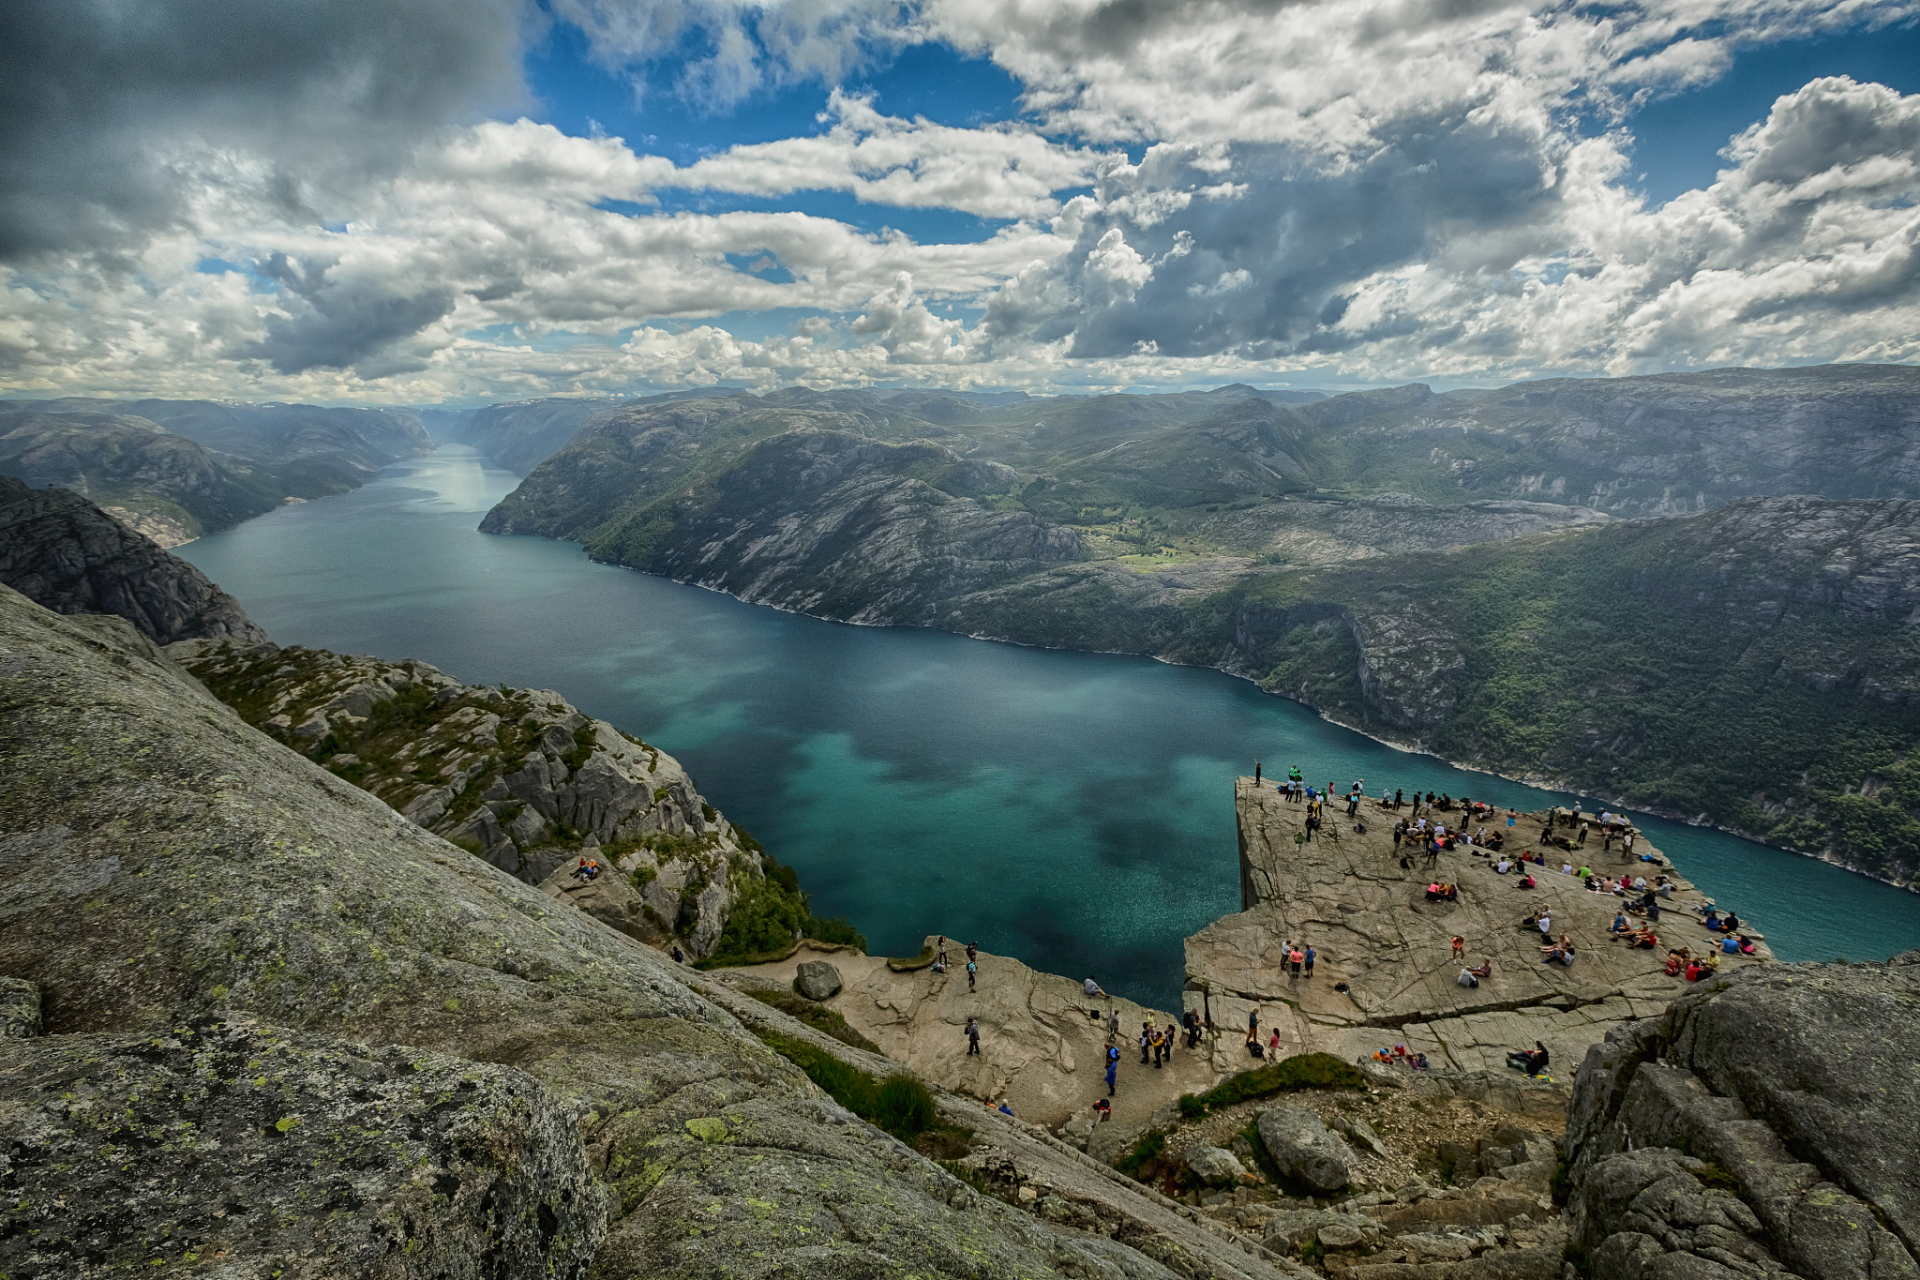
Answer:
xmin=1085 ymin=978 xmax=1100 ymax=995
xmin=1539 ymin=916 xmax=1552 ymax=932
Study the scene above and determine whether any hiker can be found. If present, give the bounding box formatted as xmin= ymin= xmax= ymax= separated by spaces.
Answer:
xmin=570 ymin=857 xmax=595 ymax=881
xmin=1094 ymin=1097 xmax=1112 ymax=1121
xmin=1288 ymin=944 xmax=1304 ymax=980
xmin=1139 ymin=1023 xmax=1152 ymax=1065
xmin=1267 ymin=1028 xmax=1281 ymax=1058
xmin=966 ymin=941 xmax=978 ymax=963
xmin=1164 ymin=1020 xmax=1179 ymax=1061
xmin=1304 ymin=944 xmax=1316 ymax=977
xmin=937 ymin=936 xmax=949 ymax=966
xmin=1104 ymin=1046 xmax=1120 ymax=1096
xmin=1467 ymin=958 xmax=1493 ymax=980
xmin=967 ymin=959 xmax=978 ymax=992
xmin=997 ymin=1100 xmax=1014 ymax=1116
xmin=1107 ymin=1008 xmax=1121 ymax=1042
xmin=1247 ymin=1006 xmax=1260 ymax=1045
xmin=1507 ymin=1041 xmax=1549 ymax=1076
xmin=1254 ymin=761 xmax=1262 ymax=784
xmin=671 ymin=944 xmax=686 ymax=964
xmin=1451 ymin=935 xmax=1466 ymax=960
xmin=965 ymin=1017 xmax=981 ymax=1056
xmin=1084 ymin=974 xmax=1106 ymax=998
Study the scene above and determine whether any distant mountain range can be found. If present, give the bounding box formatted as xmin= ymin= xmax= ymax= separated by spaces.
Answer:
xmin=473 ymin=365 xmax=1920 ymax=889
xmin=0 ymin=398 xmax=433 ymax=544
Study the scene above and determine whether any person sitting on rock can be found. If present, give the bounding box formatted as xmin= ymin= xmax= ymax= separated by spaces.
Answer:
xmin=570 ymin=857 xmax=595 ymax=880
xmin=1467 ymin=958 xmax=1493 ymax=980
xmin=1722 ymin=910 xmax=1740 ymax=931
xmin=1720 ymin=934 xmax=1742 ymax=956
xmin=1737 ymin=935 xmax=1756 ymax=955
xmin=1084 ymin=974 xmax=1107 ymax=999
xmin=1093 ymin=1098 xmax=1112 ymax=1121
xmin=1518 ymin=872 xmax=1537 ymax=889
xmin=1495 ymin=857 xmax=1512 ymax=874
xmin=1703 ymin=909 xmax=1724 ymax=931
xmin=1610 ymin=913 xmax=1630 ymax=937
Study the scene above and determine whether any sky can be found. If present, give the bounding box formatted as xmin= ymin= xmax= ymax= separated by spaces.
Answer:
xmin=1 ymin=0 xmax=1917 ymax=404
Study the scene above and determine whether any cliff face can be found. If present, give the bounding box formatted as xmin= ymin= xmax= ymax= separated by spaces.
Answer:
xmin=0 ymin=398 xmax=432 ymax=542
xmin=0 ymin=475 xmax=265 ymax=644
xmin=1564 ymin=952 xmax=1920 ymax=1280
xmin=169 ymin=637 xmax=776 ymax=960
xmin=0 ymin=583 xmax=1283 ymax=1280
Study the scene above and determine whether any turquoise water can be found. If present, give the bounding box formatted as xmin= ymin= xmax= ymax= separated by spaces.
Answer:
xmin=178 ymin=447 xmax=1920 ymax=1007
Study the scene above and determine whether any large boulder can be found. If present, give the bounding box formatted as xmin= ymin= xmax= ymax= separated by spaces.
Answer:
xmin=794 ymin=959 xmax=844 ymax=1001
xmin=0 ymin=1020 xmax=604 ymax=1278
xmin=1265 ymin=1208 xmax=1388 ymax=1254
xmin=1258 ymin=1103 xmax=1356 ymax=1193
xmin=1565 ymin=952 xmax=1920 ymax=1280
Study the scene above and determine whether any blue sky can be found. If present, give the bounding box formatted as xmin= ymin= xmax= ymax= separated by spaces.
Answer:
xmin=2 ymin=0 xmax=1917 ymax=403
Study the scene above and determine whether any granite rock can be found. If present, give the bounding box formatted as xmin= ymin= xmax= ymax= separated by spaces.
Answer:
xmin=0 ymin=1020 xmax=604 ymax=1279
xmin=1565 ymin=952 xmax=1920 ymax=1280
xmin=1184 ymin=1143 xmax=1247 ymax=1186
xmin=794 ymin=959 xmax=844 ymax=1001
xmin=1258 ymin=1103 xmax=1355 ymax=1193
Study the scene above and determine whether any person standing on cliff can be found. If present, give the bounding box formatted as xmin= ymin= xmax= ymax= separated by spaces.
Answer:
xmin=967 ymin=959 xmax=978 ymax=992
xmin=1304 ymin=943 xmax=1316 ymax=977
xmin=1107 ymin=1008 xmax=1121 ymax=1042
xmin=965 ymin=1017 xmax=981 ymax=1056
xmin=1255 ymin=761 xmax=1262 ymax=784
xmin=937 ymin=936 xmax=949 ymax=967
xmin=1105 ymin=1046 xmax=1120 ymax=1096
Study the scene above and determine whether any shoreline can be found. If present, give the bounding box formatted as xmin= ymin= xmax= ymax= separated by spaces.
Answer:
xmin=551 ymin=540 xmax=1914 ymax=900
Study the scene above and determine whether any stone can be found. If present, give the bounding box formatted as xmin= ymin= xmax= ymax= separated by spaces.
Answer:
xmin=0 ymin=977 xmax=40 ymax=1038
xmin=1346 ymin=1115 xmax=1391 ymax=1158
xmin=1258 ymin=1102 xmax=1356 ymax=1193
xmin=0 ymin=1020 xmax=604 ymax=1278
xmin=1265 ymin=1208 xmax=1388 ymax=1254
xmin=794 ymin=959 xmax=844 ymax=1001
xmin=1397 ymin=1232 xmax=1480 ymax=1262
xmin=1186 ymin=1143 xmax=1248 ymax=1186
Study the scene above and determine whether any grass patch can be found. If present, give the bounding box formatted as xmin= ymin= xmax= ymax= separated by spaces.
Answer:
xmin=887 ymin=943 xmax=936 ymax=972
xmin=755 ymin=1029 xmax=954 ymax=1148
xmin=1180 ymin=1052 xmax=1367 ymax=1115
xmin=744 ymin=989 xmax=881 ymax=1053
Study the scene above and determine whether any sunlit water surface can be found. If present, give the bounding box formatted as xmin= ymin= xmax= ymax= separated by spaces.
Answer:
xmin=179 ymin=447 xmax=1920 ymax=1008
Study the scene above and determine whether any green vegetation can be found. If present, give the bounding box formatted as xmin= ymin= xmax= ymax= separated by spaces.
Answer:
xmin=1177 ymin=1053 xmax=1367 ymax=1117
xmin=1113 ymin=1127 xmax=1168 ymax=1180
xmin=886 ymin=943 xmax=937 ymax=972
xmin=754 ymin=1030 xmax=940 ymax=1144
xmin=742 ymin=990 xmax=881 ymax=1053
xmin=700 ymin=852 xmax=866 ymax=968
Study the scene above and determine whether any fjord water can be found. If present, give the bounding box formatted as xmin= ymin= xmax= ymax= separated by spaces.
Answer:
xmin=179 ymin=447 xmax=1920 ymax=1009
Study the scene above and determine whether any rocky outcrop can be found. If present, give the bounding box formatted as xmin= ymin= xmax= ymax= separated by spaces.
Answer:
xmin=1564 ymin=952 xmax=1920 ymax=1280
xmin=0 ymin=475 xmax=266 ymax=643
xmin=0 ymin=1021 xmax=604 ymax=1278
xmin=0 ymin=582 xmax=1273 ymax=1279
xmin=170 ymin=637 xmax=774 ymax=959
xmin=1184 ymin=781 xmax=1773 ymax=1074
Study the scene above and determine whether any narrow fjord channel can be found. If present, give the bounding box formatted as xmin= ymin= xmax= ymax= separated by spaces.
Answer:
xmin=179 ymin=446 xmax=1920 ymax=1008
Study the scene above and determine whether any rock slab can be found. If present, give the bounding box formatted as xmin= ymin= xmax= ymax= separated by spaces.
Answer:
xmin=0 ymin=977 xmax=39 ymax=1038
xmin=0 ymin=1020 xmax=604 ymax=1279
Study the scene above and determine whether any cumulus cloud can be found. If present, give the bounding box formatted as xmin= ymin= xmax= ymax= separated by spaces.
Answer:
xmin=0 ymin=0 xmax=527 ymax=260
xmin=2 ymin=0 xmax=1918 ymax=401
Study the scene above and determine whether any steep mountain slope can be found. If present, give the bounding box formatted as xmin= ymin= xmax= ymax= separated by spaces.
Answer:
xmin=0 ymin=475 xmax=265 ymax=643
xmin=0 ymin=397 xmax=432 ymax=542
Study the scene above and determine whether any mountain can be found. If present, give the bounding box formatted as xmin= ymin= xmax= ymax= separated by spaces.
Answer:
xmin=0 ymin=397 xmax=432 ymax=543
xmin=454 ymin=389 xmax=744 ymax=474
xmin=0 ymin=474 xmax=265 ymax=644
xmin=479 ymin=366 xmax=1920 ymax=887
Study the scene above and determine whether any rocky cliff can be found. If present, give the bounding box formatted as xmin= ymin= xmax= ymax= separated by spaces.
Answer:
xmin=0 ymin=475 xmax=266 ymax=644
xmin=0 ymin=583 xmax=1293 ymax=1280
xmin=1 ymin=397 xmax=432 ymax=543
xmin=168 ymin=636 xmax=832 ymax=962
xmin=1564 ymin=951 xmax=1920 ymax=1280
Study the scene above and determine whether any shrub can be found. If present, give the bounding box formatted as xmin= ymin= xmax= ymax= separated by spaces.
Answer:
xmin=744 ymin=989 xmax=881 ymax=1053
xmin=1114 ymin=1128 xmax=1167 ymax=1179
xmin=1188 ymin=1052 xmax=1366 ymax=1112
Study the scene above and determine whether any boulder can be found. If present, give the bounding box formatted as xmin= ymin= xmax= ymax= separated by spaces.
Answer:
xmin=794 ymin=959 xmax=844 ymax=1001
xmin=0 ymin=977 xmax=39 ymax=1038
xmin=0 ymin=1020 xmax=604 ymax=1278
xmin=1258 ymin=1103 xmax=1356 ymax=1193
xmin=1185 ymin=1143 xmax=1248 ymax=1186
